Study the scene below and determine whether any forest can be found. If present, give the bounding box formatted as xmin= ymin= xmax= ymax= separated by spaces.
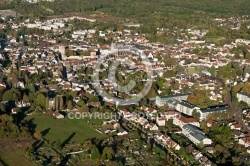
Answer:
xmin=2 ymin=0 xmax=250 ymax=23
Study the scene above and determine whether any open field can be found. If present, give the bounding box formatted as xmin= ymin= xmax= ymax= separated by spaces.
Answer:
xmin=0 ymin=150 xmax=34 ymax=166
xmin=25 ymin=115 xmax=106 ymax=143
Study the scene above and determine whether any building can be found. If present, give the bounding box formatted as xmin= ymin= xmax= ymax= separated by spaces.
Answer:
xmin=176 ymin=101 xmax=199 ymax=116
xmin=115 ymin=100 xmax=139 ymax=107
xmin=155 ymin=93 xmax=191 ymax=107
xmin=198 ymin=105 xmax=228 ymax=121
xmin=237 ymin=92 xmax=250 ymax=105
xmin=156 ymin=117 xmax=166 ymax=126
xmin=173 ymin=115 xmax=200 ymax=128
xmin=53 ymin=111 xmax=64 ymax=119
xmin=176 ymin=100 xmax=228 ymax=121
xmin=182 ymin=124 xmax=212 ymax=145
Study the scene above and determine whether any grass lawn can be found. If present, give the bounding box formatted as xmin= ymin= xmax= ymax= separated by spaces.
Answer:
xmin=0 ymin=150 xmax=34 ymax=166
xmin=25 ymin=115 xmax=106 ymax=143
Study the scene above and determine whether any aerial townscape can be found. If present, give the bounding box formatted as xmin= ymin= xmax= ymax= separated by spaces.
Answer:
xmin=0 ymin=0 xmax=250 ymax=166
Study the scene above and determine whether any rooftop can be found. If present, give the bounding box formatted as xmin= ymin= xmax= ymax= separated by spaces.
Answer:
xmin=183 ymin=124 xmax=210 ymax=142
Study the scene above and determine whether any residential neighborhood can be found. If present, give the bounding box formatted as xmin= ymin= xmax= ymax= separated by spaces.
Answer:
xmin=0 ymin=1 xmax=250 ymax=165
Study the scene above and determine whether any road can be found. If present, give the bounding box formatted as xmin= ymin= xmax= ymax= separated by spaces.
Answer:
xmin=231 ymin=105 xmax=250 ymax=132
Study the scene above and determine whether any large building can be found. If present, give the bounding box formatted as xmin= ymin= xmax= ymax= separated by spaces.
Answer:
xmin=176 ymin=101 xmax=199 ymax=116
xmin=155 ymin=93 xmax=191 ymax=107
xmin=198 ymin=106 xmax=228 ymax=120
xmin=237 ymin=92 xmax=250 ymax=105
xmin=182 ymin=124 xmax=212 ymax=145
xmin=176 ymin=100 xmax=228 ymax=121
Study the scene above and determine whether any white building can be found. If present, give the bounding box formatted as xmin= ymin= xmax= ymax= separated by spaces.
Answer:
xmin=176 ymin=101 xmax=228 ymax=121
xmin=198 ymin=106 xmax=228 ymax=121
xmin=182 ymin=124 xmax=212 ymax=145
xmin=156 ymin=117 xmax=165 ymax=126
xmin=176 ymin=101 xmax=199 ymax=116
xmin=155 ymin=93 xmax=191 ymax=107
xmin=237 ymin=92 xmax=250 ymax=105
xmin=173 ymin=115 xmax=200 ymax=128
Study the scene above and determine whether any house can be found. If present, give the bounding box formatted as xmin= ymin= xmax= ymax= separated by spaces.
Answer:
xmin=192 ymin=150 xmax=203 ymax=160
xmin=199 ymin=156 xmax=212 ymax=166
xmin=11 ymin=108 xmax=18 ymax=114
xmin=154 ymin=134 xmax=180 ymax=151
xmin=247 ymin=147 xmax=250 ymax=153
xmin=206 ymin=119 xmax=214 ymax=127
xmin=231 ymin=130 xmax=244 ymax=140
xmin=15 ymin=101 xmax=31 ymax=108
xmin=156 ymin=117 xmax=166 ymax=126
xmin=0 ymin=82 xmax=6 ymax=89
xmin=238 ymin=137 xmax=250 ymax=147
xmin=117 ymin=130 xmax=128 ymax=136
xmin=119 ymin=108 xmax=131 ymax=118
xmin=205 ymin=146 xmax=214 ymax=154
xmin=160 ymin=110 xmax=181 ymax=120
xmin=53 ymin=111 xmax=64 ymax=119
xmin=87 ymin=102 xmax=100 ymax=107
xmin=173 ymin=115 xmax=200 ymax=128
xmin=182 ymin=124 xmax=212 ymax=145
xmin=229 ymin=122 xmax=241 ymax=131
xmin=148 ymin=123 xmax=159 ymax=131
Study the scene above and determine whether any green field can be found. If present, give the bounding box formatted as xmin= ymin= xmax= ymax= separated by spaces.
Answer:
xmin=0 ymin=150 xmax=34 ymax=166
xmin=26 ymin=115 xmax=106 ymax=143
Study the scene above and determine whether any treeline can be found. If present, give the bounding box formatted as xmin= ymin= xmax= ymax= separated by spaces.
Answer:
xmin=12 ymin=0 xmax=250 ymax=17
xmin=0 ymin=0 xmax=248 ymax=44
xmin=7 ymin=0 xmax=250 ymax=25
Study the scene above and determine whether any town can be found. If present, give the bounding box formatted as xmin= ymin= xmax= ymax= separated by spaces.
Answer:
xmin=0 ymin=2 xmax=250 ymax=166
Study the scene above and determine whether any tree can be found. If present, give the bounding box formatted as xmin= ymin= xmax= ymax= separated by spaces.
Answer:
xmin=33 ymin=130 xmax=42 ymax=140
xmin=83 ymin=50 xmax=90 ymax=56
xmin=91 ymin=145 xmax=100 ymax=160
xmin=101 ymin=147 xmax=114 ymax=160
xmin=187 ymin=94 xmax=197 ymax=105
xmin=139 ymin=98 xmax=147 ymax=106
xmin=77 ymin=100 xmax=85 ymax=107
xmin=67 ymin=100 xmax=73 ymax=110
xmin=90 ymin=96 xmax=99 ymax=102
xmin=22 ymin=93 xmax=29 ymax=102
xmin=208 ymin=65 xmax=216 ymax=76
xmin=2 ymin=90 xmax=13 ymax=101
xmin=192 ymin=109 xmax=201 ymax=120
xmin=163 ymin=70 xmax=175 ymax=78
xmin=146 ymin=87 xmax=156 ymax=99
xmin=35 ymin=93 xmax=46 ymax=109
xmin=59 ymin=95 xmax=64 ymax=110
